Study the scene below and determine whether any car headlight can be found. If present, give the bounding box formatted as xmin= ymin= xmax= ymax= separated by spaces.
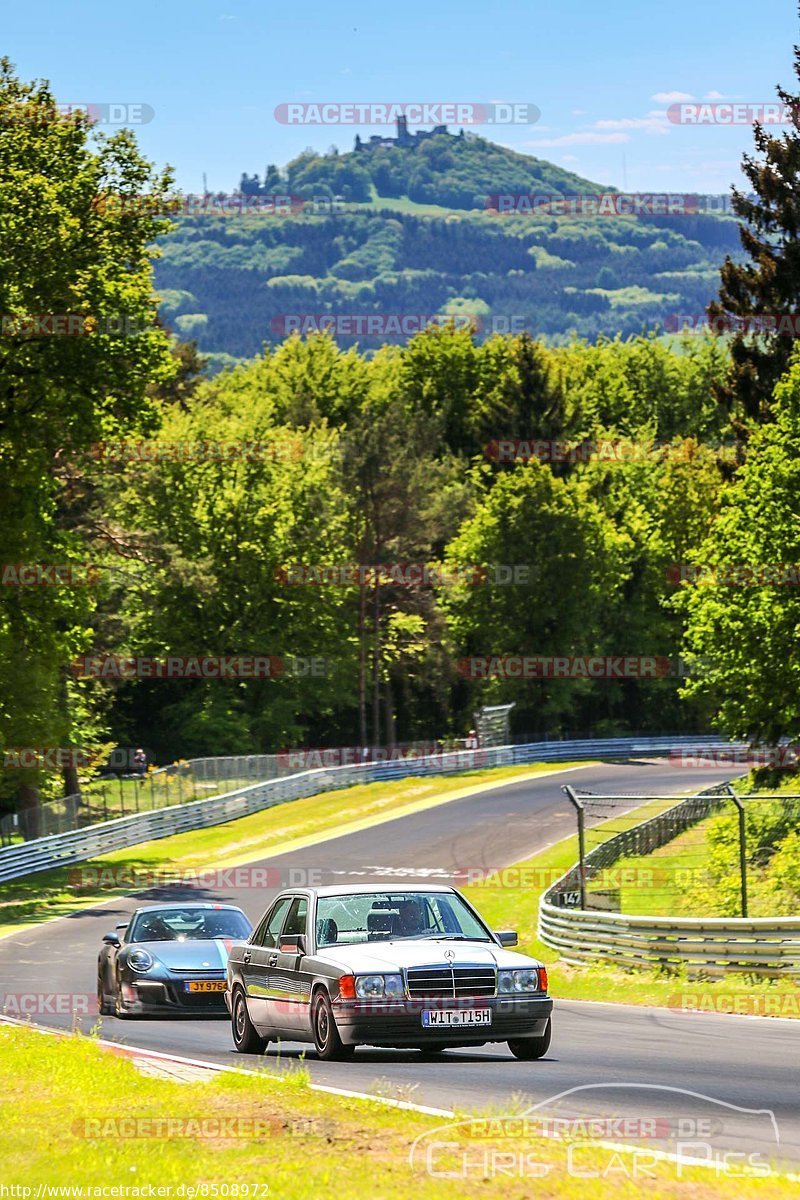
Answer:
xmin=383 ymin=974 xmax=404 ymax=997
xmin=128 ymin=949 xmax=154 ymax=973
xmin=498 ymin=968 xmax=540 ymax=993
xmin=354 ymin=973 xmax=404 ymax=999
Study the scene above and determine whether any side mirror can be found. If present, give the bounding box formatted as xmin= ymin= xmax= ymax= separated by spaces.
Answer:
xmin=495 ymin=930 xmax=518 ymax=948
xmin=279 ymin=934 xmax=306 ymax=955
xmin=102 ymin=933 xmax=121 ymax=947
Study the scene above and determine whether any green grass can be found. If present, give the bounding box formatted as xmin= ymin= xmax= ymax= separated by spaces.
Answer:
xmin=462 ymin=814 xmax=800 ymax=1016
xmin=0 ymin=1024 xmax=792 ymax=1195
xmin=0 ymin=763 xmax=577 ymax=938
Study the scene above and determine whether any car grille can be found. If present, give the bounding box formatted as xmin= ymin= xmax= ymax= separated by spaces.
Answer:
xmin=405 ymin=966 xmax=496 ymax=1000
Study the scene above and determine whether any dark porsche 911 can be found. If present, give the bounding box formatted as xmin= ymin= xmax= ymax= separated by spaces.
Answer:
xmin=97 ymin=903 xmax=252 ymax=1017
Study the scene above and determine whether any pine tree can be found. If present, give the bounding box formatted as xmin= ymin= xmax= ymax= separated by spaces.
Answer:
xmin=709 ymin=27 xmax=800 ymax=427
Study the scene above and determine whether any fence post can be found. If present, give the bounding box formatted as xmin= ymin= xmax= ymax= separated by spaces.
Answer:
xmin=562 ymin=784 xmax=587 ymax=909
xmin=725 ymin=784 xmax=748 ymax=918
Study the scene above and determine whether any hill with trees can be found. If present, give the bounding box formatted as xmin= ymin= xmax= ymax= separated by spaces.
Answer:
xmin=154 ymin=132 xmax=741 ymax=366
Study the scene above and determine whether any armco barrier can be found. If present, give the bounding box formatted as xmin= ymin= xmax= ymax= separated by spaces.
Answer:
xmin=0 ymin=735 xmax=746 ymax=884
xmin=538 ymin=905 xmax=800 ymax=978
xmin=539 ymin=786 xmax=800 ymax=978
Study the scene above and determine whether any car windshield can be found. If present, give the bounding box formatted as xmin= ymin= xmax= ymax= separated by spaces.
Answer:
xmin=315 ymin=891 xmax=492 ymax=947
xmin=129 ymin=908 xmax=251 ymax=942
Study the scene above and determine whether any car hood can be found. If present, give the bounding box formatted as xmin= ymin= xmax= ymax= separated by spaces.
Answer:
xmin=314 ymin=939 xmax=542 ymax=973
xmin=126 ymin=938 xmax=235 ymax=971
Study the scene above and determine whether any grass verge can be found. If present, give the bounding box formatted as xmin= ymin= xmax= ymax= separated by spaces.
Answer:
xmin=462 ymin=818 xmax=800 ymax=1017
xmin=0 ymin=763 xmax=580 ymax=939
xmin=0 ymin=1023 xmax=792 ymax=1195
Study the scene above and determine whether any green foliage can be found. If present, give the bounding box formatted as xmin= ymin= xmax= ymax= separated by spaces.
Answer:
xmin=0 ymin=59 xmax=177 ymax=810
xmin=679 ymin=350 xmax=800 ymax=741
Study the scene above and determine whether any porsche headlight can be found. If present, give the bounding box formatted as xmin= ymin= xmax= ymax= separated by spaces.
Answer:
xmin=498 ymin=968 xmax=540 ymax=993
xmin=128 ymin=949 xmax=154 ymax=973
xmin=354 ymin=973 xmax=404 ymax=999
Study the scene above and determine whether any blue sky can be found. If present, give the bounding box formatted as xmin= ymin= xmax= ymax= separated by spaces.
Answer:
xmin=4 ymin=0 xmax=798 ymax=193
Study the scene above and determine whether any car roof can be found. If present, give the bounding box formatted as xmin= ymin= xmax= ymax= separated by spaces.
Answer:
xmin=299 ymin=884 xmax=459 ymax=897
xmin=131 ymin=903 xmax=244 ymax=913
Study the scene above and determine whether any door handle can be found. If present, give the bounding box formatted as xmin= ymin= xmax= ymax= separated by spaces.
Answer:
xmin=268 ymin=954 xmax=278 ymax=967
xmin=242 ymin=951 xmax=252 ymax=963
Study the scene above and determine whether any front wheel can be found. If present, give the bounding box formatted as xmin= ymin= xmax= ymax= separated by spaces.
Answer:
xmin=113 ymin=976 xmax=133 ymax=1020
xmin=312 ymin=991 xmax=354 ymax=1061
xmin=231 ymin=988 xmax=268 ymax=1054
xmin=97 ymin=976 xmax=114 ymax=1016
xmin=508 ymin=1017 xmax=551 ymax=1061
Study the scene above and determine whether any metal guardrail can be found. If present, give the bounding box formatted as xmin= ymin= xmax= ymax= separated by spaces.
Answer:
xmin=0 ymin=742 xmax=442 ymax=843
xmin=539 ymin=786 xmax=800 ymax=978
xmin=0 ymin=734 xmax=746 ymax=884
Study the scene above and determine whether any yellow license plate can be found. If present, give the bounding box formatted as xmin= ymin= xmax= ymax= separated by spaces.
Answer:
xmin=185 ymin=980 xmax=227 ymax=993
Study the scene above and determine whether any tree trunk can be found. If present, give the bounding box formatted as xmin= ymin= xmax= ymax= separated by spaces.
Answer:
xmin=384 ymin=676 xmax=395 ymax=747
xmin=358 ymin=577 xmax=367 ymax=748
xmin=63 ymin=764 xmax=79 ymax=798
xmin=372 ymin=577 xmax=381 ymax=746
xmin=17 ymin=781 xmax=41 ymax=840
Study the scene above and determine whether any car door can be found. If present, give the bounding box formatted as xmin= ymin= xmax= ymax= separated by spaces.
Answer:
xmin=268 ymin=895 xmax=310 ymax=1035
xmin=241 ymin=897 xmax=292 ymax=1030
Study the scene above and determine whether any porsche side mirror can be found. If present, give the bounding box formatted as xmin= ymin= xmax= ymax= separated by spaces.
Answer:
xmin=279 ymin=934 xmax=306 ymax=955
xmin=102 ymin=933 xmax=121 ymax=946
xmin=495 ymin=930 xmax=518 ymax=947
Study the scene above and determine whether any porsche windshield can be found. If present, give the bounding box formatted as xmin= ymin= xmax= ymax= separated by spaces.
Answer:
xmin=129 ymin=908 xmax=251 ymax=942
xmin=315 ymin=891 xmax=492 ymax=947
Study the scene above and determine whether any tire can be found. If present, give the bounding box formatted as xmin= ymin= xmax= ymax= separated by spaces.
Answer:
xmin=97 ymin=976 xmax=114 ymax=1016
xmin=231 ymin=988 xmax=268 ymax=1054
xmin=312 ymin=990 xmax=355 ymax=1061
xmin=114 ymin=980 xmax=133 ymax=1020
xmin=508 ymin=1017 xmax=551 ymax=1061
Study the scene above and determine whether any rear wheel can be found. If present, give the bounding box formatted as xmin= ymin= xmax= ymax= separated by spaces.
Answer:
xmin=508 ymin=1017 xmax=551 ymax=1061
xmin=231 ymin=988 xmax=268 ymax=1054
xmin=312 ymin=991 xmax=354 ymax=1061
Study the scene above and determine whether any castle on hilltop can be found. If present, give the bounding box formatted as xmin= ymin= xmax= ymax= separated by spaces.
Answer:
xmin=354 ymin=115 xmax=463 ymax=151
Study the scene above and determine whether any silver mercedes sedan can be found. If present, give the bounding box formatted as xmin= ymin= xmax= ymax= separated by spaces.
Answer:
xmin=225 ymin=884 xmax=552 ymax=1060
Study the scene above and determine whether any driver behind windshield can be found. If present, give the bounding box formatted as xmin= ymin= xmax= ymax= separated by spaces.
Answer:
xmin=395 ymin=898 xmax=426 ymax=937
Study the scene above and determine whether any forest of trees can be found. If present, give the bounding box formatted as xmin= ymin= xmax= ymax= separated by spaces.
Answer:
xmin=3 ymin=44 xmax=800 ymax=817
xmin=155 ymin=195 xmax=741 ymax=364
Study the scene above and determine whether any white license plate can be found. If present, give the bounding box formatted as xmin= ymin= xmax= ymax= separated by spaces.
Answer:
xmin=422 ymin=1008 xmax=491 ymax=1027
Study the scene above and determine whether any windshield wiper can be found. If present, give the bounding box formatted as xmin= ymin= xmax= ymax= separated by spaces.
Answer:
xmin=417 ymin=933 xmax=474 ymax=940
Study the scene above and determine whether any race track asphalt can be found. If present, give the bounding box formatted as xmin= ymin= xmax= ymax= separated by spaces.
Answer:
xmin=1 ymin=759 xmax=796 ymax=1172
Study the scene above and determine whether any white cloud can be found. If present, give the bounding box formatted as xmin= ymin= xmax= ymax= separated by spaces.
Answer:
xmin=524 ymin=131 xmax=630 ymax=147
xmin=704 ymin=90 xmax=726 ymax=100
xmin=594 ymin=110 xmax=670 ymax=135
xmin=651 ymin=90 xmax=694 ymax=103
xmin=571 ymin=109 xmax=586 ymax=116
xmin=561 ymin=154 xmax=579 ymax=163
